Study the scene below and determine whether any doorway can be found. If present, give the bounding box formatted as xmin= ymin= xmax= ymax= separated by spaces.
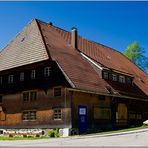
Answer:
xmin=116 ymin=103 xmax=128 ymax=127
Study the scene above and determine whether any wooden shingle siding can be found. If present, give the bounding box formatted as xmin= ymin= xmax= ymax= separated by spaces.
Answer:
xmin=0 ymin=19 xmax=49 ymax=71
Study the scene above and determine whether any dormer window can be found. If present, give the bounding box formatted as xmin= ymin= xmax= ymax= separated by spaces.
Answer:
xmin=119 ymin=75 xmax=125 ymax=83
xmin=20 ymin=72 xmax=24 ymax=81
xmin=103 ymin=71 xmax=109 ymax=80
xmin=0 ymin=77 xmax=2 ymax=85
xmin=8 ymin=75 xmax=14 ymax=84
xmin=112 ymin=74 xmax=117 ymax=81
xmin=127 ymin=77 xmax=132 ymax=84
xmin=31 ymin=70 xmax=36 ymax=79
xmin=44 ymin=67 xmax=51 ymax=77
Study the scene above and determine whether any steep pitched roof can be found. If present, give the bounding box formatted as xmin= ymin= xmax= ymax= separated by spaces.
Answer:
xmin=0 ymin=19 xmax=49 ymax=71
xmin=0 ymin=19 xmax=148 ymax=99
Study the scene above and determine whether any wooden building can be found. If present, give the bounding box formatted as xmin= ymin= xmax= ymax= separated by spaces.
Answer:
xmin=0 ymin=19 xmax=148 ymax=133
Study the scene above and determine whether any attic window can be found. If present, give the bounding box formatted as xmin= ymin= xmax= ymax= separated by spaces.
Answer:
xmin=119 ymin=75 xmax=125 ymax=83
xmin=31 ymin=70 xmax=36 ymax=79
xmin=44 ymin=67 xmax=51 ymax=77
xmin=103 ymin=71 xmax=109 ymax=80
xmin=112 ymin=74 xmax=117 ymax=81
xmin=20 ymin=72 xmax=24 ymax=81
xmin=8 ymin=75 xmax=14 ymax=84
xmin=127 ymin=77 xmax=132 ymax=84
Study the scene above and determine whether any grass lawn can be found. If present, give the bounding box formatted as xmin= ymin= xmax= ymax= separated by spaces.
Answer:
xmin=0 ymin=125 xmax=148 ymax=140
xmin=90 ymin=125 xmax=148 ymax=135
xmin=0 ymin=136 xmax=48 ymax=140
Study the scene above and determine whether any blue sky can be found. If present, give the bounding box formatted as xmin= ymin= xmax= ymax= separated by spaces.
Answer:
xmin=0 ymin=1 xmax=148 ymax=57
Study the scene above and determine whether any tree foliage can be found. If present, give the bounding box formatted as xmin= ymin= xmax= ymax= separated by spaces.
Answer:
xmin=123 ymin=41 xmax=148 ymax=73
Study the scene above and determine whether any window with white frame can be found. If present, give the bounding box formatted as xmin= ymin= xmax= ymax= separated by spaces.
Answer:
xmin=8 ymin=75 xmax=14 ymax=84
xmin=112 ymin=74 xmax=117 ymax=81
xmin=44 ymin=67 xmax=51 ymax=77
xmin=0 ymin=77 xmax=2 ymax=85
xmin=31 ymin=70 xmax=36 ymax=79
xmin=103 ymin=71 xmax=109 ymax=80
xmin=119 ymin=75 xmax=125 ymax=83
xmin=20 ymin=72 xmax=24 ymax=81
xmin=54 ymin=109 xmax=62 ymax=120
xmin=22 ymin=111 xmax=36 ymax=121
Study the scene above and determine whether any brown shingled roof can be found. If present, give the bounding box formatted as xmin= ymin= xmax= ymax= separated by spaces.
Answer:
xmin=0 ymin=19 xmax=148 ymax=99
xmin=36 ymin=19 xmax=148 ymax=98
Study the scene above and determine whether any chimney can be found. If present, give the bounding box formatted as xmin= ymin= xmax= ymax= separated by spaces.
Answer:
xmin=71 ymin=27 xmax=77 ymax=49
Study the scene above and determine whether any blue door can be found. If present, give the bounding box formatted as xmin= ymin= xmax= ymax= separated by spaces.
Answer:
xmin=78 ymin=105 xmax=87 ymax=133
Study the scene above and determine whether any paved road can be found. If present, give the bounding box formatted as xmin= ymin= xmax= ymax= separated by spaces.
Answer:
xmin=1 ymin=129 xmax=148 ymax=147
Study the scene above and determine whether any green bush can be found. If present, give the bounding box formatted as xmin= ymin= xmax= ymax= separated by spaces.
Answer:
xmin=48 ymin=129 xmax=59 ymax=138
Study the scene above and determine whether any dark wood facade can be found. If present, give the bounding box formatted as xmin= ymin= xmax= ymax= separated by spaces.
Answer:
xmin=0 ymin=19 xmax=148 ymax=133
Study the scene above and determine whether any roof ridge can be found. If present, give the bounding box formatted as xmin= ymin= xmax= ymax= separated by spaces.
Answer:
xmin=35 ymin=19 xmax=52 ymax=60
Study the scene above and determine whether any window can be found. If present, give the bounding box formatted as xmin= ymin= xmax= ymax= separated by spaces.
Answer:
xmin=103 ymin=71 xmax=109 ymax=80
xmin=0 ymin=77 xmax=2 ymax=85
xmin=44 ymin=67 xmax=51 ymax=77
xmin=23 ymin=91 xmax=37 ymax=102
xmin=0 ymin=96 xmax=2 ymax=103
xmin=119 ymin=75 xmax=125 ymax=83
xmin=22 ymin=111 xmax=36 ymax=121
xmin=127 ymin=77 xmax=132 ymax=84
xmin=112 ymin=74 xmax=117 ymax=81
xmin=54 ymin=87 xmax=61 ymax=97
xmin=30 ymin=91 xmax=37 ymax=101
xmin=94 ymin=107 xmax=111 ymax=120
xmin=31 ymin=70 xmax=36 ymax=79
xmin=20 ymin=72 xmax=24 ymax=81
xmin=23 ymin=92 xmax=29 ymax=102
xmin=54 ymin=109 xmax=62 ymax=120
xmin=8 ymin=75 xmax=14 ymax=84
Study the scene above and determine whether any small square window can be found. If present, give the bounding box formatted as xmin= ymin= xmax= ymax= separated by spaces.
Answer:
xmin=119 ymin=75 xmax=125 ymax=83
xmin=112 ymin=74 xmax=117 ymax=81
xmin=23 ymin=92 xmax=29 ymax=102
xmin=20 ymin=72 xmax=24 ymax=81
xmin=30 ymin=91 xmax=37 ymax=101
xmin=8 ymin=75 xmax=14 ymax=84
xmin=22 ymin=111 xmax=36 ymax=121
xmin=44 ymin=67 xmax=51 ymax=77
xmin=31 ymin=70 xmax=36 ymax=79
xmin=103 ymin=71 xmax=109 ymax=80
xmin=54 ymin=109 xmax=62 ymax=120
xmin=54 ymin=88 xmax=61 ymax=97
